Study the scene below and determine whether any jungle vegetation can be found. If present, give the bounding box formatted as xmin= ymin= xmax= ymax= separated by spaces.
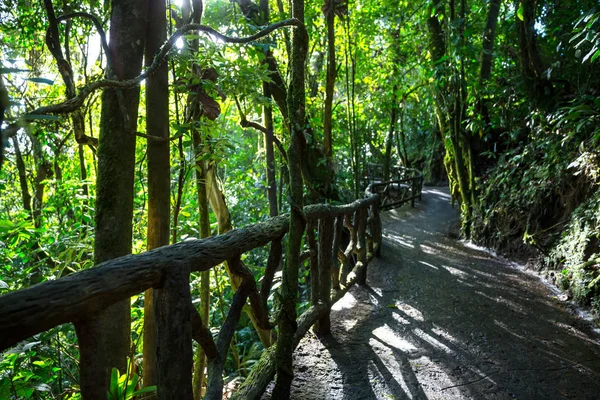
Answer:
xmin=0 ymin=0 xmax=599 ymax=398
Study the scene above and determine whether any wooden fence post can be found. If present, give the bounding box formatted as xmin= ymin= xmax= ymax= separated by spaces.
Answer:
xmin=314 ymin=216 xmax=333 ymax=334
xmin=155 ymin=266 xmax=193 ymax=400
xmin=331 ymin=216 xmax=344 ymax=290
xmin=307 ymin=221 xmax=319 ymax=306
xmin=411 ymin=178 xmax=416 ymax=208
xmin=74 ymin=318 xmax=107 ymax=400
xmin=340 ymin=214 xmax=356 ymax=285
xmin=370 ymin=202 xmax=382 ymax=257
xmin=356 ymin=208 xmax=368 ymax=285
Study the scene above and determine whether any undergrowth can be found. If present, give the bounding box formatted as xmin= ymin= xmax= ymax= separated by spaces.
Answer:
xmin=472 ymin=95 xmax=600 ymax=314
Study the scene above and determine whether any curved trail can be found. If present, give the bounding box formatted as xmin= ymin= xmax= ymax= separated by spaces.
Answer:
xmin=266 ymin=187 xmax=600 ymax=399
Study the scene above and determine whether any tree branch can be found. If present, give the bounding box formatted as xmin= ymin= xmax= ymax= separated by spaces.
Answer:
xmin=234 ymin=95 xmax=288 ymax=162
xmin=1 ymin=18 xmax=305 ymax=139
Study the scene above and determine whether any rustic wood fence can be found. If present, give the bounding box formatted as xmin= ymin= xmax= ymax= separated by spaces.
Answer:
xmin=366 ymin=165 xmax=424 ymax=210
xmin=0 ymin=175 xmax=423 ymax=400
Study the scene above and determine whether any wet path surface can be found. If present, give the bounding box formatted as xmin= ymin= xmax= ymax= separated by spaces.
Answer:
xmin=271 ymin=187 xmax=600 ymax=400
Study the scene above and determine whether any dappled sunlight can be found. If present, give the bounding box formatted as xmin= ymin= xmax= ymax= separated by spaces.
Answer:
xmin=395 ymin=301 xmax=425 ymax=321
xmin=419 ymin=260 xmax=439 ymax=270
xmin=494 ymin=319 xmax=527 ymax=340
xmin=427 ymin=189 xmax=452 ymax=200
xmin=288 ymin=188 xmax=600 ymax=399
xmin=384 ymin=232 xmax=416 ymax=249
xmin=371 ymin=324 xmax=418 ymax=352
xmin=368 ymin=288 xmax=383 ymax=306
xmin=469 ymin=269 xmax=497 ymax=279
xmin=410 ymin=356 xmax=469 ymax=400
xmin=456 ymin=278 xmax=476 ymax=287
xmin=339 ymin=318 xmax=358 ymax=330
xmin=331 ymin=291 xmax=357 ymax=311
xmin=431 ymin=324 xmax=461 ymax=345
xmin=441 ymin=264 xmax=471 ymax=279
xmin=419 ymin=243 xmax=441 ymax=255
xmin=366 ymin=357 xmax=415 ymax=400
xmin=414 ymin=328 xmax=453 ymax=354
xmin=391 ymin=312 xmax=411 ymax=325
xmin=475 ymin=291 xmax=528 ymax=315
xmin=552 ymin=321 xmax=600 ymax=346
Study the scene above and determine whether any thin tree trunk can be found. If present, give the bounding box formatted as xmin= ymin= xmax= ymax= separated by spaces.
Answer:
xmin=383 ymin=85 xmax=397 ymax=181
xmin=398 ymin=107 xmax=409 ymax=167
xmin=0 ymin=73 xmax=7 ymax=170
xmin=344 ymin=17 xmax=358 ymax=198
xmin=12 ymin=137 xmax=32 ymax=214
xmin=182 ymin=2 xmax=212 ymax=397
xmin=323 ymin=0 xmax=336 ymax=160
xmin=143 ymin=0 xmax=170 ymax=389
xmin=273 ymin=0 xmax=307 ymax=396
xmin=78 ymin=144 xmax=88 ymax=199
xmin=94 ymin=0 xmax=147 ymax=381
xmin=192 ymin=130 xmax=211 ymax=400
xmin=260 ymin=0 xmax=279 ymax=218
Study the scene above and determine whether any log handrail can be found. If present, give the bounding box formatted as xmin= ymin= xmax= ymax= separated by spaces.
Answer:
xmin=366 ymin=166 xmax=424 ymax=210
xmin=0 ymin=174 xmax=422 ymax=400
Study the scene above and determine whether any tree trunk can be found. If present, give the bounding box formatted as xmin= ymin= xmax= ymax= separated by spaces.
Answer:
xmin=184 ymin=2 xmax=212 ymax=397
xmin=192 ymin=130 xmax=211 ymax=400
xmin=323 ymin=0 xmax=336 ymax=160
xmin=383 ymin=86 xmax=397 ymax=181
xmin=427 ymin=0 xmax=473 ymax=236
xmin=12 ymin=136 xmax=32 ymax=214
xmin=143 ymin=0 xmax=170 ymax=389
xmin=516 ymin=0 xmax=552 ymax=105
xmin=94 ymin=0 xmax=147 ymax=381
xmin=0 ymin=73 xmax=7 ymax=170
xmin=477 ymin=0 xmax=501 ymax=131
xmin=273 ymin=0 xmax=307 ymax=396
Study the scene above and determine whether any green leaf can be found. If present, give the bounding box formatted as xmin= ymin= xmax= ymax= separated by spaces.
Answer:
xmin=0 ymin=220 xmax=14 ymax=229
xmin=517 ymin=3 xmax=524 ymax=21
xmin=26 ymin=77 xmax=54 ymax=85
xmin=131 ymin=385 xmax=157 ymax=396
xmin=0 ymin=67 xmax=30 ymax=74
xmin=108 ymin=368 xmax=120 ymax=400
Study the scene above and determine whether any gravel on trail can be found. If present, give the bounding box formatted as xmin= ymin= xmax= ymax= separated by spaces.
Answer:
xmin=264 ymin=187 xmax=600 ymax=400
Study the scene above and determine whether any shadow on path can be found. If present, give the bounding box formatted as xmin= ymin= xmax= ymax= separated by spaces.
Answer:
xmin=268 ymin=188 xmax=600 ymax=400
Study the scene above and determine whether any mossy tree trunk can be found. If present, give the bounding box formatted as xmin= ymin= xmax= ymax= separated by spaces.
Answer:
xmin=94 ymin=0 xmax=147 ymax=381
xmin=273 ymin=0 xmax=307 ymax=397
xmin=427 ymin=0 xmax=474 ymax=236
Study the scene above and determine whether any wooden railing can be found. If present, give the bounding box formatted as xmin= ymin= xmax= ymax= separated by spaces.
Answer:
xmin=365 ymin=165 xmax=424 ymax=210
xmin=0 ymin=177 xmax=422 ymax=400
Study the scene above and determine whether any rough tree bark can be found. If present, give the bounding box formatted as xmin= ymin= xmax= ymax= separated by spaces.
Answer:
xmin=93 ymin=0 xmax=148 ymax=380
xmin=143 ymin=0 xmax=170 ymax=389
xmin=273 ymin=0 xmax=307 ymax=396
xmin=427 ymin=0 xmax=473 ymax=236
xmin=323 ymin=0 xmax=336 ymax=160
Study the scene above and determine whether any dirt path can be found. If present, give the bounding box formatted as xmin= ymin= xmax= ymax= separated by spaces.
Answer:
xmin=268 ymin=187 xmax=600 ymax=399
